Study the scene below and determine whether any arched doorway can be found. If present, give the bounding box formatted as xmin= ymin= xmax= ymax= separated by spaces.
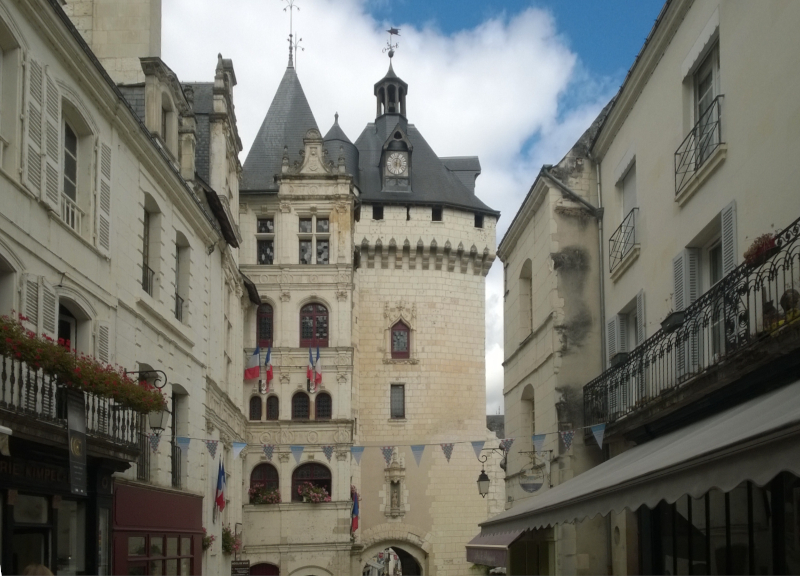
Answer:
xmin=364 ymin=546 xmax=422 ymax=576
xmin=250 ymin=562 xmax=279 ymax=575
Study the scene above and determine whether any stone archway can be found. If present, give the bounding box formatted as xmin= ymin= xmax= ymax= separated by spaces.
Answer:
xmin=361 ymin=541 xmax=426 ymax=576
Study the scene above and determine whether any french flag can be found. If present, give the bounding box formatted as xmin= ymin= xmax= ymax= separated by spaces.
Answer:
xmin=244 ymin=346 xmax=260 ymax=380
xmin=265 ymin=346 xmax=273 ymax=392
xmin=307 ymin=347 xmax=314 ymax=391
xmin=351 ymin=486 xmax=359 ymax=533
xmin=314 ymin=346 xmax=323 ymax=391
xmin=215 ymin=460 xmax=226 ymax=511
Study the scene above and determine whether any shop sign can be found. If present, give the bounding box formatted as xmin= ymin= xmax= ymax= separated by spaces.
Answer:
xmin=0 ymin=458 xmax=69 ymax=488
xmin=231 ymin=560 xmax=250 ymax=575
xmin=67 ymin=391 xmax=87 ymax=496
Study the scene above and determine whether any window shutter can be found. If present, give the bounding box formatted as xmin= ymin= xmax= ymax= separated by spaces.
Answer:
xmin=40 ymin=280 xmax=57 ymax=339
xmin=96 ymin=141 xmax=112 ymax=254
xmin=21 ymin=274 xmax=39 ymax=329
xmin=721 ymin=201 xmax=737 ymax=275
xmin=23 ymin=57 xmax=44 ymax=197
xmin=636 ymin=290 xmax=646 ymax=346
xmin=617 ymin=314 xmax=628 ymax=353
xmin=42 ymin=72 xmax=61 ymax=211
xmin=673 ymin=249 xmax=700 ymax=311
xmin=673 ymin=252 xmax=685 ymax=311
xmin=97 ymin=321 xmax=111 ymax=364
xmin=606 ymin=316 xmax=618 ymax=362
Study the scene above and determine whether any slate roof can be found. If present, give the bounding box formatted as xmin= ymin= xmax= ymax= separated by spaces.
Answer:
xmin=354 ymin=114 xmax=498 ymax=215
xmin=323 ymin=115 xmax=360 ymax=186
xmin=118 ymin=84 xmax=145 ymax=122
xmin=241 ymin=66 xmax=318 ymax=192
xmin=184 ymin=82 xmax=213 ymax=183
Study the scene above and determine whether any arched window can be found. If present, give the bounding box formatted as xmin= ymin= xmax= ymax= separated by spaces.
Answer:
xmin=315 ymin=393 xmax=332 ymax=420
xmin=266 ymin=396 xmax=279 ymax=421
xmin=291 ymin=463 xmax=331 ymax=502
xmin=519 ymin=259 xmax=533 ymax=342
xmin=292 ymin=392 xmax=309 ymax=420
xmin=300 ymin=303 xmax=328 ymax=347
xmin=257 ymin=304 xmax=273 ymax=347
xmin=250 ymin=463 xmax=279 ymax=491
xmin=249 ymin=396 xmax=262 ymax=421
xmin=391 ymin=321 xmax=410 ymax=359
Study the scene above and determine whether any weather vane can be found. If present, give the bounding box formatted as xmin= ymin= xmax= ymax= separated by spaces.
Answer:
xmin=383 ymin=27 xmax=400 ymax=59
xmin=281 ymin=0 xmax=303 ymax=67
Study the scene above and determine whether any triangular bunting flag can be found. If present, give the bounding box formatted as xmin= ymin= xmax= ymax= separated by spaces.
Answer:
xmin=500 ymin=438 xmax=515 ymax=452
xmin=440 ymin=443 xmax=454 ymax=462
xmin=351 ymin=446 xmax=365 ymax=465
xmin=591 ymin=424 xmax=606 ymax=449
xmin=471 ymin=440 xmax=485 ymax=460
xmin=148 ymin=434 xmax=161 ymax=453
xmin=410 ymin=445 xmax=425 ymax=466
xmin=263 ymin=444 xmax=275 ymax=461
xmin=290 ymin=445 xmax=304 ymax=464
xmin=176 ymin=436 xmax=190 ymax=455
xmin=532 ymin=434 xmax=546 ymax=454
xmin=560 ymin=430 xmax=576 ymax=452
xmin=232 ymin=442 xmax=247 ymax=459
xmin=204 ymin=440 xmax=218 ymax=459
xmin=380 ymin=446 xmax=394 ymax=467
xmin=321 ymin=446 xmax=334 ymax=462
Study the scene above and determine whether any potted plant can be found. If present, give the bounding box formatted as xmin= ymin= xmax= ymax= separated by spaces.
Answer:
xmin=201 ymin=528 xmax=215 ymax=552
xmin=661 ymin=310 xmax=686 ymax=333
xmin=249 ymin=485 xmax=281 ymax=504
xmin=744 ymin=233 xmax=777 ymax=267
xmin=220 ymin=524 xmax=241 ymax=555
xmin=297 ymin=481 xmax=331 ymax=503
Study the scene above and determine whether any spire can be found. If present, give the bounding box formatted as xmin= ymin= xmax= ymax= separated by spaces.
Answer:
xmin=282 ymin=0 xmax=302 ymax=68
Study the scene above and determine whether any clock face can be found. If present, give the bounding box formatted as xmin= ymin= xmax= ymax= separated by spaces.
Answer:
xmin=386 ymin=152 xmax=408 ymax=175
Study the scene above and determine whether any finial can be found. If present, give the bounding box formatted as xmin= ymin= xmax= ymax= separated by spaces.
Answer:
xmin=282 ymin=0 xmax=303 ymax=68
xmin=334 ymin=112 xmax=339 ymax=124
xmin=383 ymin=27 xmax=400 ymax=59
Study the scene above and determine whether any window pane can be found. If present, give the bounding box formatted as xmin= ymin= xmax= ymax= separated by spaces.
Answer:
xmin=65 ymin=125 xmax=77 ymax=153
xmin=181 ymin=537 xmax=191 ymax=556
xmin=128 ymin=536 xmax=146 ymax=557
xmin=390 ymin=385 xmax=405 ymax=419
xmin=257 ymin=240 xmax=274 ymax=265
xmin=316 ymin=240 xmax=329 ymax=265
xmin=392 ymin=329 xmax=408 ymax=353
xmin=128 ymin=565 xmax=146 ymax=576
xmin=299 ymin=240 xmax=312 ymax=265
xmin=301 ymin=314 xmax=314 ymax=340
xmin=299 ymin=218 xmax=312 ymax=233
xmin=292 ymin=394 xmax=309 ymax=419
xmin=316 ymin=219 xmax=329 ymax=233
xmin=257 ymin=305 xmax=273 ymax=344
xmin=150 ymin=535 xmax=164 ymax=556
xmin=14 ymin=495 xmax=48 ymax=524
xmin=316 ymin=394 xmax=332 ymax=420
xmin=166 ymin=559 xmax=178 ymax=575
xmin=57 ymin=500 xmax=86 ymax=574
xmin=257 ymin=219 xmax=274 ymax=234
xmin=249 ymin=397 xmax=262 ymax=421
xmin=150 ymin=560 xmax=163 ymax=576
xmin=167 ymin=536 xmax=178 ymax=557
xmin=315 ymin=313 xmax=328 ymax=342
xmin=180 ymin=558 xmax=190 ymax=575
xmin=64 ymin=153 xmax=77 ymax=182
xmin=266 ymin=396 xmax=279 ymax=420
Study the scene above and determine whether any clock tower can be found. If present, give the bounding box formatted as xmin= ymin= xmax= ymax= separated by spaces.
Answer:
xmin=374 ymin=62 xmax=412 ymax=191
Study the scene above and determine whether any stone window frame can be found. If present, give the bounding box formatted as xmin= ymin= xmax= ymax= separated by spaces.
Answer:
xmin=315 ymin=392 xmax=332 ymax=420
xmin=291 ymin=392 xmax=310 ymax=420
xmin=383 ymin=310 xmax=417 ymax=364
xmin=250 ymin=463 xmax=279 ymax=492
xmin=248 ymin=396 xmax=262 ymax=421
xmin=266 ymin=395 xmax=279 ymax=421
xmin=390 ymin=321 xmax=410 ymax=359
xmin=300 ymin=302 xmax=329 ymax=348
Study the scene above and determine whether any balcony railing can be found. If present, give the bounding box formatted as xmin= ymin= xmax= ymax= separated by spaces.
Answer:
xmin=675 ymin=95 xmax=724 ymax=195
xmin=609 ymin=208 xmax=638 ymax=272
xmin=142 ymin=264 xmax=155 ymax=296
xmin=60 ymin=194 xmax=83 ymax=233
xmin=0 ymin=352 xmax=140 ymax=448
xmin=585 ymin=214 xmax=800 ymax=428
xmin=174 ymin=293 xmax=184 ymax=322
xmin=171 ymin=439 xmax=181 ymax=489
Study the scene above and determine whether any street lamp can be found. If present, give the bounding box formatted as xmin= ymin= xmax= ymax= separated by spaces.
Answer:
xmin=477 ymin=467 xmax=490 ymax=498
xmin=125 ymin=369 xmax=170 ymax=437
xmin=476 ymin=447 xmax=507 ymax=498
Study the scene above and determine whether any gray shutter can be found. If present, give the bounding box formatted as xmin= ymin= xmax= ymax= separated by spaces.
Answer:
xmin=606 ymin=316 xmax=618 ymax=362
xmin=23 ymin=57 xmax=44 ymax=196
xmin=40 ymin=280 xmax=58 ymax=339
xmin=673 ymin=252 xmax=685 ymax=311
xmin=721 ymin=201 xmax=737 ymax=275
xmin=96 ymin=141 xmax=112 ymax=253
xmin=97 ymin=321 xmax=110 ymax=364
xmin=22 ymin=274 xmax=39 ymax=328
xmin=686 ymin=248 xmax=700 ymax=305
xmin=42 ymin=72 xmax=61 ymax=211
xmin=636 ymin=290 xmax=646 ymax=346
xmin=617 ymin=314 xmax=628 ymax=353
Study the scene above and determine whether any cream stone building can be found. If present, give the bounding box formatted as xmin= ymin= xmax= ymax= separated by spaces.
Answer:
xmin=477 ymin=1 xmax=800 ymax=575
xmin=0 ymin=0 xmax=253 ymax=574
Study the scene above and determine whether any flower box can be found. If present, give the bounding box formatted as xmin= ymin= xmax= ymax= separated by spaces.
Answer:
xmin=661 ymin=310 xmax=686 ymax=333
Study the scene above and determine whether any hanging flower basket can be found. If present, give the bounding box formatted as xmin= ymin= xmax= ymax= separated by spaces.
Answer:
xmin=201 ymin=528 xmax=215 ymax=551
xmin=221 ymin=524 xmax=241 ymax=555
xmin=249 ymin=485 xmax=281 ymax=505
xmin=297 ymin=481 xmax=331 ymax=503
xmin=744 ymin=233 xmax=777 ymax=267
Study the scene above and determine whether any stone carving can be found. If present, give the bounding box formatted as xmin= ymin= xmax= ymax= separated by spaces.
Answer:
xmin=336 ymin=450 xmax=348 ymax=461
xmin=278 ymin=452 xmax=290 ymax=463
xmin=336 ymin=290 xmax=348 ymax=301
xmin=280 ymin=202 xmax=291 ymax=213
xmin=280 ymin=291 xmax=291 ymax=302
xmin=307 ymin=431 xmax=319 ymax=444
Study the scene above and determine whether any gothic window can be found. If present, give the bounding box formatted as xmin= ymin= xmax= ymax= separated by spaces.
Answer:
xmin=257 ymin=304 xmax=273 ymax=347
xmin=315 ymin=393 xmax=332 ymax=420
xmin=249 ymin=396 xmax=262 ymax=421
xmin=300 ymin=304 xmax=328 ymax=348
xmin=390 ymin=321 xmax=410 ymax=359
xmin=291 ymin=463 xmax=331 ymax=502
xmin=292 ymin=392 xmax=309 ymax=420
xmin=250 ymin=463 xmax=278 ymax=492
xmin=266 ymin=396 xmax=279 ymax=421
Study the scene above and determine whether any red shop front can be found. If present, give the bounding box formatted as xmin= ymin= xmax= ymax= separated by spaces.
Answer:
xmin=113 ymin=481 xmax=203 ymax=575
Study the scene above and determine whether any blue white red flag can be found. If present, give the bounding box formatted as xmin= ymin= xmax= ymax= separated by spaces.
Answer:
xmin=307 ymin=347 xmax=314 ymax=388
xmin=244 ymin=346 xmax=260 ymax=380
xmin=265 ymin=346 xmax=273 ymax=391
xmin=215 ymin=460 xmax=226 ymax=511
xmin=314 ymin=346 xmax=323 ymax=391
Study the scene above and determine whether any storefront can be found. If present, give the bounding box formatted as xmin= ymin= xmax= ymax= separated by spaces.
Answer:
xmin=0 ymin=437 xmax=117 ymax=575
xmin=112 ymin=481 xmax=203 ymax=575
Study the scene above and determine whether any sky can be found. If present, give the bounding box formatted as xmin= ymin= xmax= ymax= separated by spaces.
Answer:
xmin=162 ymin=0 xmax=664 ymax=416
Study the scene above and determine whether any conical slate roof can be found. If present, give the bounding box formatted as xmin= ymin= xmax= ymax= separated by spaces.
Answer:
xmin=323 ymin=114 xmax=360 ymax=186
xmin=241 ymin=66 xmax=318 ymax=192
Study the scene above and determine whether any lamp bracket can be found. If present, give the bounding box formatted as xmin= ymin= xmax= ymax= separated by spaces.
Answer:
xmin=125 ymin=369 xmax=168 ymax=389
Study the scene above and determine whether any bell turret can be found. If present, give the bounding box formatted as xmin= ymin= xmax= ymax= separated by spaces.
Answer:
xmin=374 ymin=61 xmax=408 ymax=119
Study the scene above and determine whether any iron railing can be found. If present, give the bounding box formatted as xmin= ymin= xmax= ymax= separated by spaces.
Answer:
xmin=609 ymin=208 xmax=638 ymax=272
xmin=174 ymin=293 xmax=184 ymax=322
xmin=675 ymin=95 xmax=724 ymax=195
xmin=137 ymin=429 xmax=150 ymax=481
xmin=0 ymin=352 xmax=141 ymax=447
xmin=60 ymin=194 xmax=83 ymax=233
xmin=142 ymin=264 xmax=155 ymax=295
xmin=171 ymin=439 xmax=181 ymax=489
xmin=585 ymin=214 xmax=800 ymax=427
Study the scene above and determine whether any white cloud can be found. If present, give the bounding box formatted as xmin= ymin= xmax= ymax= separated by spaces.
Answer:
xmin=162 ymin=0 xmax=614 ymax=415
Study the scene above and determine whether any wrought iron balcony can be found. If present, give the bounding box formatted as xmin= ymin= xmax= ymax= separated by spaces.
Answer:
xmin=142 ymin=263 xmax=155 ymax=295
xmin=609 ymin=208 xmax=638 ymax=272
xmin=585 ymin=214 xmax=800 ymax=428
xmin=0 ymin=352 xmax=141 ymax=449
xmin=174 ymin=293 xmax=184 ymax=322
xmin=675 ymin=95 xmax=724 ymax=195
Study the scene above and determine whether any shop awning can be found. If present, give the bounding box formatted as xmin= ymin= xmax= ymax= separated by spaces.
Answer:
xmin=466 ymin=529 xmax=524 ymax=567
xmin=479 ymin=379 xmax=800 ymax=536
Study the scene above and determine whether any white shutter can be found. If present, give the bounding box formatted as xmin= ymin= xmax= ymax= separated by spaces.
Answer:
xmin=42 ymin=72 xmax=61 ymax=211
xmin=673 ymin=252 xmax=685 ymax=311
xmin=636 ymin=290 xmax=646 ymax=346
xmin=721 ymin=201 xmax=737 ymax=275
xmin=21 ymin=274 xmax=39 ymax=329
xmin=673 ymin=249 xmax=700 ymax=311
xmin=617 ymin=314 xmax=628 ymax=353
xmin=96 ymin=140 xmax=112 ymax=254
xmin=606 ymin=316 xmax=618 ymax=362
xmin=40 ymin=280 xmax=58 ymax=339
xmin=97 ymin=321 xmax=111 ymax=364
xmin=23 ymin=57 xmax=44 ymax=196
